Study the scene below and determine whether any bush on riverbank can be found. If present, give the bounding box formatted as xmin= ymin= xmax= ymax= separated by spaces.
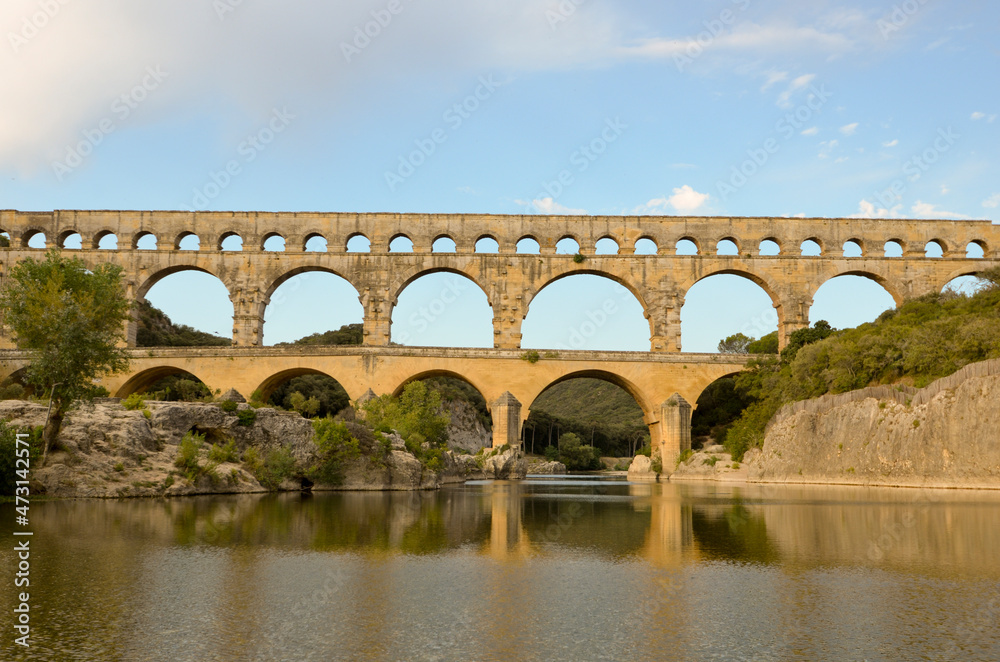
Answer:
xmin=724 ymin=269 xmax=1000 ymax=460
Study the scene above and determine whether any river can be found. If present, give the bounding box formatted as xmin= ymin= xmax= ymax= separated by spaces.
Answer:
xmin=3 ymin=478 xmax=1000 ymax=661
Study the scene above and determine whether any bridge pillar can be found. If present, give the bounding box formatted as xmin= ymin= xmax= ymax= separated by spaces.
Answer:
xmin=492 ymin=303 xmax=524 ymax=350
xmin=362 ymin=291 xmax=392 ymax=346
xmin=231 ymin=287 xmax=268 ymax=347
xmin=657 ymin=393 xmax=691 ymax=470
xmin=649 ymin=290 xmax=683 ymax=352
xmin=490 ymin=392 xmax=522 ymax=449
xmin=777 ymin=298 xmax=811 ymax=351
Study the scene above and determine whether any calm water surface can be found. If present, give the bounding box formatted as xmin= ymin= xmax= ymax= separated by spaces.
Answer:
xmin=3 ymin=478 xmax=1000 ymax=661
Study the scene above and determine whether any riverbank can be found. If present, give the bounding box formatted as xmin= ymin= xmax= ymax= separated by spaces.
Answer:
xmin=670 ymin=358 xmax=1000 ymax=490
xmin=0 ymin=398 xmax=525 ymax=498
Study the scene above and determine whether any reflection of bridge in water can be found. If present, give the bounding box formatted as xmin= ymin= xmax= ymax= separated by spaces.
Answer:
xmin=1 ymin=210 xmax=997 ymax=463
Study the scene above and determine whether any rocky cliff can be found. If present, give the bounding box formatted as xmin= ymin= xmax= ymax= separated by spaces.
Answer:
xmin=748 ymin=359 xmax=1000 ymax=489
xmin=1 ymin=399 xmax=483 ymax=498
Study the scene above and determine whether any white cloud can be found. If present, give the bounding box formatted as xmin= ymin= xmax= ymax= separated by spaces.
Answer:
xmin=911 ymin=201 xmax=969 ymax=219
xmin=760 ymin=70 xmax=789 ymax=92
xmin=983 ymin=194 xmax=1000 ymax=209
xmin=849 ymin=200 xmax=904 ymax=219
xmin=801 ymin=127 xmax=819 ymax=136
xmin=776 ymin=73 xmax=816 ymax=108
xmin=882 ymin=139 xmax=899 ymax=147
xmin=940 ymin=185 xmax=950 ymax=195
xmin=839 ymin=122 xmax=859 ymax=136
xmin=834 ymin=157 xmax=849 ymax=163
xmin=818 ymin=139 xmax=838 ymax=159
xmin=667 ymin=185 xmax=710 ymax=213
xmin=971 ymin=112 xmax=986 ymax=120
xmin=526 ymin=198 xmax=587 ymax=215
xmin=634 ymin=185 xmax=710 ymax=215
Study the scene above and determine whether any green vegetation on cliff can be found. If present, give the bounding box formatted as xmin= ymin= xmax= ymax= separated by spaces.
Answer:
xmin=723 ymin=269 xmax=1000 ymax=460
xmin=278 ymin=323 xmax=363 ymax=346
xmin=136 ymin=300 xmax=231 ymax=347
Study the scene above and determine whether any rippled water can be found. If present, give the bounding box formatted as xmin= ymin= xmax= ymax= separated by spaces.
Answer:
xmin=3 ymin=479 xmax=1000 ymax=661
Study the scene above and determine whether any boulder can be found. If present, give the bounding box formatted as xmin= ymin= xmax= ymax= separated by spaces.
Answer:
xmin=218 ymin=388 xmax=246 ymax=403
xmin=529 ymin=460 xmax=567 ymax=474
xmin=482 ymin=447 xmax=527 ymax=480
xmin=627 ymin=454 xmax=658 ymax=482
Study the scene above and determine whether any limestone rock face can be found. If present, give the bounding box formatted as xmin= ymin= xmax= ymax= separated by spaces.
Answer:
xmin=748 ymin=371 xmax=1000 ymax=488
xmin=445 ymin=399 xmax=492 ymax=454
xmin=482 ymin=447 xmax=527 ymax=480
xmin=627 ymin=455 xmax=657 ymax=482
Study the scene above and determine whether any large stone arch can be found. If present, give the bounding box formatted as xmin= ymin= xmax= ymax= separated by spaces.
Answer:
xmin=253 ymin=367 xmax=357 ymax=405
xmin=390 ymin=369 xmax=491 ymax=403
xmin=525 ymin=369 xmax=653 ymax=423
xmin=937 ymin=266 xmax=990 ymax=293
xmin=262 ymin=265 xmax=363 ymax=303
xmin=387 ymin=266 xmax=493 ymax=310
xmin=135 ymin=264 xmax=234 ymax=301
xmin=812 ymin=269 xmax=906 ymax=307
xmin=114 ymin=366 xmax=210 ymax=398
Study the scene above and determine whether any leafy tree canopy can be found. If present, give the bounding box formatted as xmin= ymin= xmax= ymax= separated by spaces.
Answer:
xmin=0 ymin=250 xmax=131 ymax=449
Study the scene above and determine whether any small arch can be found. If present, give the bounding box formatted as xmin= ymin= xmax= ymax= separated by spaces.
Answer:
xmin=0 ymin=231 xmax=10 ymax=248
xmin=134 ymin=231 xmax=158 ymax=250
xmin=759 ymin=239 xmax=781 ymax=256
xmin=346 ymin=233 xmax=371 ymax=253
xmin=263 ymin=234 xmax=286 ymax=252
xmin=676 ymin=238 xmax=699 ymax=255
xmin=475 ymin=236 xmax=500 ymax=253
xmin=266 ymin=371 xmax=352 ymax=418
xmin=884 ymin=240 xmax=903 ymax=257
xmin=516 ymin=236 xmax=540 ymax=254
xmin=595 ymin=237 xmax=619 ymax=255
xmin=389 ymin=234 xmax=413 ymax=253
xmin=23 ymin=230 xmax=46 ymax=249
xmin=304 ymin=234 xmax=328 ymax=252
xmin=59 ymin=231 xmax=82 ymax=250
xmin=634 ymin=238 xmax=658 ymax=255
xmin=925 ymin=240 xmax=945 ymax=258
xmin=555 ymin=236 xmax=580 ymax=255
xmin=219 ymin=232 xmax=243 ymax=251
xmin=94 ymin=231 xmax=118 ymax=250
xmin=176 ymin=232 xmax=200 ymax=251
xmin=716 ymin=238 xmax=739 ymax=256
xmin=843 ymin=239 xmax=863 ymax=257
xmin=800 ymin=239 xmax=823 ymax=256
xmin=966 ymin=241 xmax=986 ymax=259
xmin=432 ymin=236 xmax=457 ymax=253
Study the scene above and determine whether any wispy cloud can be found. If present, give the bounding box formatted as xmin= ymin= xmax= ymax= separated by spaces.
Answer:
xmin=634 ymin=185 xmax=710 ymax=215
xmin=801 ymin=127 xmax=819 ymax=136
xmin=776 ymin=73 xmax=816 ymax=108
xmin=840 ymin=122 xmax=859 ymax=136
xmin=983 ymin=193 xmax=1000 ymax=209
xmin=971 ymin=111 xmax=997 ymax=122
xmin=882 ymin=139 xmax=899 ymax=147
xmin=524 ymin=197 xmax=587 ymax=215
xmin=911 ymin=201 xmax=969 ymax=219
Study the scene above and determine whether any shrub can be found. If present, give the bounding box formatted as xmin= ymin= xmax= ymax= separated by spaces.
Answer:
xmin=637 ymin=443 xmax=652 ymax=457
xmin=557 ymin=433 xmax=602 ymax=471
xmin=677 ymin=449 xmax=694 ymax=466
xmin=217 ymin=399 xmax=238 ymax=413
xmin=361 ymin=381 xmax=450 ymax=448
xmin=236 ymin=409 xmax=256 ymax=427
xmin=0 ymin=382 xmax=26 ymax=400
xmin=0 ymin=423 xmax=43 ymax=496
xmin=572 ymin=253 xmax=585 ymax=263
xmin=243 ymin=446 xmax=298 ymax=489
xmin=207 ymin=439 xmax=239 ymax=463
xmin=543 ymin=445 xmax=559 ymax=461
xmin=307 ymin=418 xmax=360 ymax=485
xmin=122 ymin=393 xmax=147 ymax=410
xmin=521 ymin=350 xmax=540 ymax=364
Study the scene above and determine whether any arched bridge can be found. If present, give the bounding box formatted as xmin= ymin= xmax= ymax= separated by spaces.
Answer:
xmin=1 ymin=210 xmax=996 ymax=465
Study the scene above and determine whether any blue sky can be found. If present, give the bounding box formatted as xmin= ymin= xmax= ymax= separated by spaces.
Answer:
xmin=2 ymin=0 xmax=997 ymax=352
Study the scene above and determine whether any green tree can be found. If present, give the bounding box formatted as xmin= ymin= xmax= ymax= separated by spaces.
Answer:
xmin=0 ymin=250 xmax=130 ymax=454
xmin=718 ymin=333 xmax=754 ymax=354
xmin=557 ymin=432 xmax=601 ymax=470
xmin=361 ymin=381 xmax=450 ymax=447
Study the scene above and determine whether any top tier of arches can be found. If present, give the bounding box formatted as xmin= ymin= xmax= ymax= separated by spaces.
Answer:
xmin=1 ymin=210 xmax=996 ymax=259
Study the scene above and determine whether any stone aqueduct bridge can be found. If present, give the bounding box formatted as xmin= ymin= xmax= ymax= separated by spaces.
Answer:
xmin=0 ymin=210 xmax=997 ymax=464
